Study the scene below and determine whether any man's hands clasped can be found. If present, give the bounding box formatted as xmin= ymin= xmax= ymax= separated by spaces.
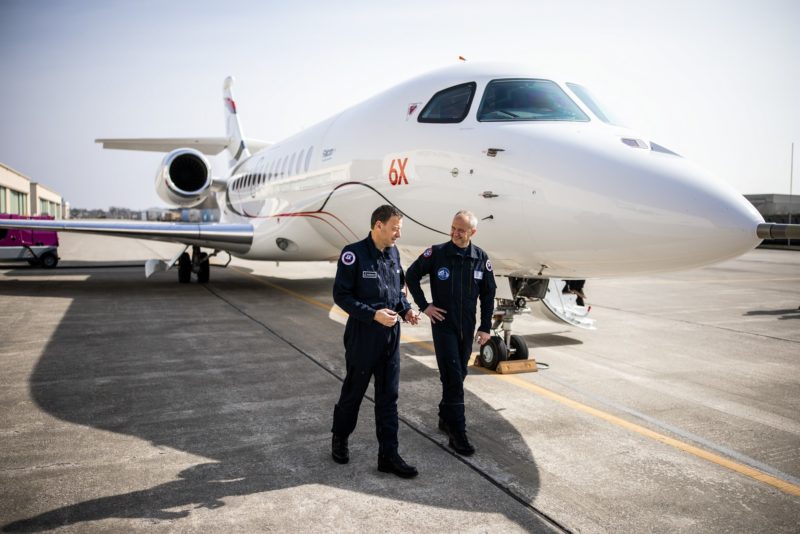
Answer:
xmin=374 ymin=308 xmax=420 ymax=327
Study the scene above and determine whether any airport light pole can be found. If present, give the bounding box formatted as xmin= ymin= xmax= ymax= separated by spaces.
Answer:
xmin=790 ymin=142 xmax=794 ymax=247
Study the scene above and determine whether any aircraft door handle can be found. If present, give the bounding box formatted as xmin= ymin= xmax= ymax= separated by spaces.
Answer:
xmin=481 ymin=191 xmax=499 ymax=198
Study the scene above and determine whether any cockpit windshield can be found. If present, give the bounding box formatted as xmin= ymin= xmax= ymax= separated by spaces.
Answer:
xmin=477 ymin=79 xmax=589 ymax=122
xmin=565 ymin=83 xmax=623 ymax=126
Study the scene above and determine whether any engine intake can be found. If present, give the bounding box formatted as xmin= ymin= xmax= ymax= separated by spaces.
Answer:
xmin=155 ymin=148 xmax=213 ymax=207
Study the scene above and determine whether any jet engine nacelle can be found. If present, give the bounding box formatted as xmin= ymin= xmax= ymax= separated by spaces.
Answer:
xmin=155 ymin=148 xmax=213 ymax=207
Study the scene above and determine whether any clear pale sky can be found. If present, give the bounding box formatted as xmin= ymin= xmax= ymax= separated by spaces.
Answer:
xmin=1 ymin=0 xmax=798 ymax=210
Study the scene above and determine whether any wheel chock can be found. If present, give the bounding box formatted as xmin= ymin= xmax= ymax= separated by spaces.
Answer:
xmin=495 ymin=359 xmax=538 ymax=374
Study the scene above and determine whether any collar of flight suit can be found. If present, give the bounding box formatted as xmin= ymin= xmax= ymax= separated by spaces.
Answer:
xmin=444 ymin=240 xmax=480 ymax=259
xmin=364 ymin=233 xmax=392 ymax=261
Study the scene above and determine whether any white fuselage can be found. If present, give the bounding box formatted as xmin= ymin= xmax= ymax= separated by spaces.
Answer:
xmin=219 ymin=63 xmax=763 ymax=279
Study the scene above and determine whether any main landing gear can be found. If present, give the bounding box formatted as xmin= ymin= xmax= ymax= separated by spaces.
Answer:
xmin=478 ymin=297 xmax=531 ymax=370
xmin=178 ymin=245 xmax=214 ymax=284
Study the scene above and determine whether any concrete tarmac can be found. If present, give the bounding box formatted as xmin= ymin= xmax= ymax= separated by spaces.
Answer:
xmin=1 ymin=234 xmax=798 ymax=533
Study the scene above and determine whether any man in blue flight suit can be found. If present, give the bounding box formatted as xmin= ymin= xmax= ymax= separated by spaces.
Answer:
xmin=331 ymin=204 xmax=420 ymax=478
xmin=405 ymin=210 xmax=496 ymax=456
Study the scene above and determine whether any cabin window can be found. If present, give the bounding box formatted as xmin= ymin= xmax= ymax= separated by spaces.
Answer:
xmin=304 ymin=146 xmax=313 ymax=172
xmin=288 ymin=153 xmax=296 ymax=176
xmin=477 ymin=79 xmax=589 ymax=122
xmin=282 ymin=156 xmax=289 ymax=177
xmin=296 ymin=149 xmax=305 ymax=174
xmin=418 ymin=82 xmax=476 ymax=123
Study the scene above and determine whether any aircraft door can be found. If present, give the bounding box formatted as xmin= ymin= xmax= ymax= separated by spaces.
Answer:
xmin=466 ymin=154 xmax=526 ymax=268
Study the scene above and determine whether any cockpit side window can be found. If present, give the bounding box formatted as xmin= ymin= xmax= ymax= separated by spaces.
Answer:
xmin=418 ymin=82 xmax=476 ymax=123
xmin=477 ymin=79 xmax=589 ymax=122
xmin=566 ymin=82 xmax=623 ymax=126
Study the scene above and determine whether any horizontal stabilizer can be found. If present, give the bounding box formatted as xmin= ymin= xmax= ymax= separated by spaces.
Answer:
xmin=95 ymin=137 xmax=271 ymax=155
xmin=0 ymin=219 xmax=253 ymax=253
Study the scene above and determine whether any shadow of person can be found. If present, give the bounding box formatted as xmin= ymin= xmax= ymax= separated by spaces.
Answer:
xmin=1 ymin=267 xmax=548 ymax=532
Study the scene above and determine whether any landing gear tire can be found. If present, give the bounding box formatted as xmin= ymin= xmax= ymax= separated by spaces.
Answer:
xmin=178 ymin=252 xmax=191 ymax=283
xmin=479 ymin=336 xmax=508 ymax=371
xmin=197 ymin=252 xmax=210 ymax=284
xmin=509 ymin=335 xmax=529 ymax=360
xmin=40 ymin=252 xmax=58 ymax=269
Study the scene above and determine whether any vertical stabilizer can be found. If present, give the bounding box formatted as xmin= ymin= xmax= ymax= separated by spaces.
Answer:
xmin=223 ymin=76 xmax=251 ymax=168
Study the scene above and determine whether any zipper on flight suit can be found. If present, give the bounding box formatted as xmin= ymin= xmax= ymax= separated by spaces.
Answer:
xmin=457 ymin=254 xmax=464 ymax=341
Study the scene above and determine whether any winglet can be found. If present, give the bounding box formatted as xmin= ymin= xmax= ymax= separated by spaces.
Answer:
xmin=223 ymin=76 xmax=251 ymax=167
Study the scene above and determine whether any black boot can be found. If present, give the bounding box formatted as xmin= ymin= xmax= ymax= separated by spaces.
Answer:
xmin=448 ymin=430 xmax=476 ymax=456
xmin=378 ymin=452 xmax=418 ymax=478
xmin=331 ymin=434 xmax=349 ymax=464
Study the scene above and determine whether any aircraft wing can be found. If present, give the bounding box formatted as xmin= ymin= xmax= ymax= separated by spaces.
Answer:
xmin=0 ymin=219 xmax=253 ymax=253
xmin=95 ymin=137 xmax=271 ymax=155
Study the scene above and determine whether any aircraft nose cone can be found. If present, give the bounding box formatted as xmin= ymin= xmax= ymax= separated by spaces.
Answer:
xmin=632 ymin=159 xmax=764 ymax=271
xmin=696 ymin=185 xmax=763 ymax=257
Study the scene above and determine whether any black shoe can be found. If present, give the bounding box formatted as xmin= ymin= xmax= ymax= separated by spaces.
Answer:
xmin=438 ymin=416 xmax=448 ymax=433
xmin=449 ymin=431 xmax=476 ymax=456
xmin=331 ymin=434 xmax=349 ymax=464
xmin=378 ymin=453 xmax=418 ymax=478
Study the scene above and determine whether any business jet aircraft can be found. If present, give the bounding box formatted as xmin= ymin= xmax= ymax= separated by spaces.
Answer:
xmin=2 ymin=62 xmax=797 ymax=367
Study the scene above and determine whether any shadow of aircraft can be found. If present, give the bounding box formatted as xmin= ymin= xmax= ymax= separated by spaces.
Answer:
xmin=744 ymin=308 xmax=800 ymax=320
xmin=1 ymin=266 xmax=554 ymax=532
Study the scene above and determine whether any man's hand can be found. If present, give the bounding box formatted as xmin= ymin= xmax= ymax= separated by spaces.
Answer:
xmin=374 ymin=308 xmax=399 ymax=327
xmin=423 ymin=304 xmax=447 ymax=324
xmin=404 ymin=309 xmax=419 ymax=325
xmin=475 ymin=331 xmax=491 ymax=345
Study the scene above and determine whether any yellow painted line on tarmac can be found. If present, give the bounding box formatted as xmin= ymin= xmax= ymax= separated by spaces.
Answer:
xmin=471 ymin=367 xmax=800 ymax=497
xmin=231 ymin=266 xmax=338 ymax=315
xmin=231 ymin=266 xmax=800 ymax=497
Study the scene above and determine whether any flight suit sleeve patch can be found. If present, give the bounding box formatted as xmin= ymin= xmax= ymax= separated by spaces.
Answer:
xmin=341 ymin=251 xmax=356 ymax=266
xmin=485 ymin=259 xmax=493 ymax=272
xmin=423 ymin=247 xmax=433 ymax=258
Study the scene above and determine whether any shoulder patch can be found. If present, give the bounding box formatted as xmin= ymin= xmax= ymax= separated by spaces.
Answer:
xmin=422 ymin=247 xmax=433 ymax=258
xmin=341 ymin=250 xmax=356 ymax=266
xmin=485 ymin=259 xmax=493 ymax=272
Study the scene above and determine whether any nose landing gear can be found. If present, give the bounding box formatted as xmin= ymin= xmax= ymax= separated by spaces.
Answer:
xmin=478 ymin=297 xmax=532 ymax=370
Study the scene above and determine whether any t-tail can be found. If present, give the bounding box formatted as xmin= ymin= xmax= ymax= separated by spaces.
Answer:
xmin=223 ymin=76 xmax=251 ymax=168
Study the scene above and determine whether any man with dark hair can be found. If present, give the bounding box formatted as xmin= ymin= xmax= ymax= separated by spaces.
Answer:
xmin=405 ymin=210 xmax=496 ymax=456
xmin=331 ymin=204 xmax=420 ymax=478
